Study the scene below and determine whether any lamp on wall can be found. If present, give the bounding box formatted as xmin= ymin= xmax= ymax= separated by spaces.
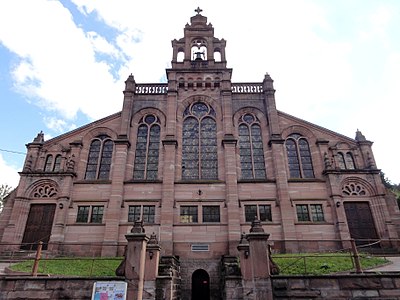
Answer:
xmin=336 ymin=201 xmax=341 ymax=208
xmin=149 ymin=250 xmax=154 ymax=260
xmin=59 ymin=203 xmax=64 ymax=209
xmin=244 ymin=250 xmax=249 ymax=259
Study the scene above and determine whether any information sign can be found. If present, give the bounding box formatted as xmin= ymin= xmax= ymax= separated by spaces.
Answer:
xmin=91 ymin=281 xmax=127 ymax=300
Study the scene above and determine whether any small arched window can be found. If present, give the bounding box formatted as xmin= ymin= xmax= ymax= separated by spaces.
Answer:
xmin=133 ymin=114 xmax=161 ymax=180
xmin=44 ymin=155 xmax=53 ymax=172
xmin=182 ymin=102 xmax=217 ymax=180
xmin=337 ymin=153 xmax=346 ymax=169
xmin=178 ymin=78 xmax=185 ymax=89
xmin=191 ymin=39 xmax=207 ymax=61
xmin=53 ymin=154 xmax=62 ymax=172
xmin=285 ymin=134 xmax=314 ymax=178
xmin=177 ymin=50 xmax=184 ymax=62
xmin=345 ymin=152 xmax=355 ymax=169
xmin=196 ymin=78 xmax=202 ymax=89
xmin=338 ymin=152 xmax=355 ymax=169
xmin=238 ymin=114 xmax=266 ymax=180
xmin=214 ymin=50 xmax=221 ymax=62
xmin=85 ymin=135 xmax=113 ymax=180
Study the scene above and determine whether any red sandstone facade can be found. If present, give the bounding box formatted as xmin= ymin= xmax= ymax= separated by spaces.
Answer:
xmin=1 ymin=10 xmax=400 ymax=299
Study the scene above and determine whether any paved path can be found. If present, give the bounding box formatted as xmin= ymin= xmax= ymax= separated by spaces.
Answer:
xmin=366 ymin=256 xmax=400 ymax=272
xmin=0 ymin=262 xmax=11 ymax=275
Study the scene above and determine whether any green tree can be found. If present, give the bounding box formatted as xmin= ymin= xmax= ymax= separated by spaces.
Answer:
xmin=0 ymin=184 xmax=12 ymax=211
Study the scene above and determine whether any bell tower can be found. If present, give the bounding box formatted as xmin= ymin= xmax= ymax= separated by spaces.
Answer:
xmin=170 ymin=7 xmax=229 ymax=71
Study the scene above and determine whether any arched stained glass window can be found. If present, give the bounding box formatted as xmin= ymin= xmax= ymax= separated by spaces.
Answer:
xmin=85 ymin=135 xmax=114 ymax=180
xmin=285 ymin=134 xmax=314 ymax=178
xmin=44 ymin=155 xmax=53 ymax=172
xmin=133 ymin=114 xmax=161 ymax=180
xmin=182 ymin=102 xmax=217 ymax=180
xmin=345 ymin=152 xmax=355 ymax=169
xmin=338 ymin=152 xmax=356 ymax=169
xmin=238 ymin=114 xmax=266 ymax=179
xmin=53 ymin=154 xmax=62 ymax=172
xmin=337 ymin=153 xmax=346 ymax=169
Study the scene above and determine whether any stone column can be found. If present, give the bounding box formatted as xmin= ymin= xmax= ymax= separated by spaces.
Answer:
xmin=124 ymin=221 xmax=149 ymax=300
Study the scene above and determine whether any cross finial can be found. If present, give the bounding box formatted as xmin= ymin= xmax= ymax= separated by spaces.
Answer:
xmin=195 ymin=7 xmax=203 ymax=15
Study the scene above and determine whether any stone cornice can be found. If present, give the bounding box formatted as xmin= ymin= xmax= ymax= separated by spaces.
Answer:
xmin=323 ymin=168 xmax=380 ymax=176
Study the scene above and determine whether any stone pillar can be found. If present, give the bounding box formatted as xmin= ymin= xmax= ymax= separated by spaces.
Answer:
xmin=124 ymin=221 xmax=149 ymax=300
xmin=144 ymin=233 xmax=161 ymax=300
xmin=237 ymin=233 xmax=251 ymax=280
xmin=239 ymin=220 xmax=273 ymax=300
xmin=156 ymin=256 xmax=181 ymax=300
xmin=48 ymin=196 xmax=70 ymax=253
xmin=0 ymin=197 xmax=30 ymax=249
xmin=221 ymin=255 xmax=243 ymax=300
xmin=120 ymin=74 xmax=136 ymax=137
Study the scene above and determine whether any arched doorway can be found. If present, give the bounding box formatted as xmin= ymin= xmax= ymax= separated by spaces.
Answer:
xmin=192 ymin=269 xmax=210 ymax=300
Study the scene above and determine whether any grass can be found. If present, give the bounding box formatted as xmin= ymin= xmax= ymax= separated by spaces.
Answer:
xmin=271 ymin=252 xmax=388 ymax=275
xmin=10 ymin=257 xmax=123 ymax=277
xmin=9 ymin=253 xmax=388 ymax=277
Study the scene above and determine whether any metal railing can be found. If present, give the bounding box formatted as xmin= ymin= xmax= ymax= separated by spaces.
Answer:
xmin=0 ymin=239 xmax=397 ymax=277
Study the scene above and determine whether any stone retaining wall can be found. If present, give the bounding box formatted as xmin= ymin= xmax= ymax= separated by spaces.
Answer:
xmin=2 ymin=273 xmax=400 ymax=300
xmin=0 ymin=276 xmax=123 ymax=300
xmin=272 ymin=273 xmax=400 ymax=299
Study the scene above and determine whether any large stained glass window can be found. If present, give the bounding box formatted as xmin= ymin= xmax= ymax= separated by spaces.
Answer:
xmin=238 ymin=114 xmax=266 ymax=179
xmin=182 ymin=102 xmax=217 ymax=180
xmin=285 ymin=134 xmax=314 ymax=178
xmin=85 ymin=135 xmax=113 ymax=180
xmin=133 ymin=114 xmax=161 ymax=180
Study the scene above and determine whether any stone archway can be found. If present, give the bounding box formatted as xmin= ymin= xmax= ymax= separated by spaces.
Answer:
xmin=192 ymin=269 xmax=210 ymax=300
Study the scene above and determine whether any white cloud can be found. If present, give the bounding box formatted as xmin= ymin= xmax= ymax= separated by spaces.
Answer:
xmin=0 ymin=154 xmax=20 ymax=189
xmin=43 ymin=117 xmax=69 ymax=133
xmin=0 ymin=0 xmax=399 ymax=183
xmin=86 ymin=31 xmax=120 ymax=58
xmin=0 ymin=0 xmax=123 ymax=120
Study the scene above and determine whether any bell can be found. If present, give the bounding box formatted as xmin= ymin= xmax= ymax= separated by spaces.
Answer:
xmin=195 ymin=51 xmax=203 ymax=61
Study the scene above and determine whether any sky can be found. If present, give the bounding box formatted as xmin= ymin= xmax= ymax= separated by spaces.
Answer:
xmin=0 ymin=0 xmax=399 ymax=188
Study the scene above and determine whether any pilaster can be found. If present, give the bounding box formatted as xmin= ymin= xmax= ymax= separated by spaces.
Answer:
xmin=222 ymin=136 xmax=241 ymax=254
xmin=160 ymin=138 xmax=178 ymax=255
xmin=102 ymin=137 xmax=130 ymax=256
xmin=269 ymin=138 xmax=297 ymax=249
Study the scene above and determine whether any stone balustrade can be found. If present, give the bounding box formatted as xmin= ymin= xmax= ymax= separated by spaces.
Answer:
xmin=136 ymin=84 xmax=168 ymax=94
xmin=231 ymin=83 xmax=263 ymax=93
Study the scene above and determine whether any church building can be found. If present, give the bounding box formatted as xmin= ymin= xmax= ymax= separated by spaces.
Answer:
xmin=1 ymin=9 xmax=399 ymax=299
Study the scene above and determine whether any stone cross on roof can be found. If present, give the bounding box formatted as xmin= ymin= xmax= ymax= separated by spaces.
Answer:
xmin=195 ymin=7 xmax=203 ymax=15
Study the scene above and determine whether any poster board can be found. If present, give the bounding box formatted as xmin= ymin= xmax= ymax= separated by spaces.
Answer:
xmin=91 ymin=281 xmax=127 ymax=300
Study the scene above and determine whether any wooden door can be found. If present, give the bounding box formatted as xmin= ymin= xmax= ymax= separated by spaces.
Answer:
xmin=21 ymin=204 xmax=56 ymax=250
xmin=344 ymin=202 xmax=379 ymax=246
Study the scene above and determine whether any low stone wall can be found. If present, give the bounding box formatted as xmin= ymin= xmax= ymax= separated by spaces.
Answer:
xmin=0 ymin=276 xmax=123 ymax=300
xmin=272 ymin=273 xmax=400 ymax=299
xmin=2 ymin=273 xmax=400 ymax=300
